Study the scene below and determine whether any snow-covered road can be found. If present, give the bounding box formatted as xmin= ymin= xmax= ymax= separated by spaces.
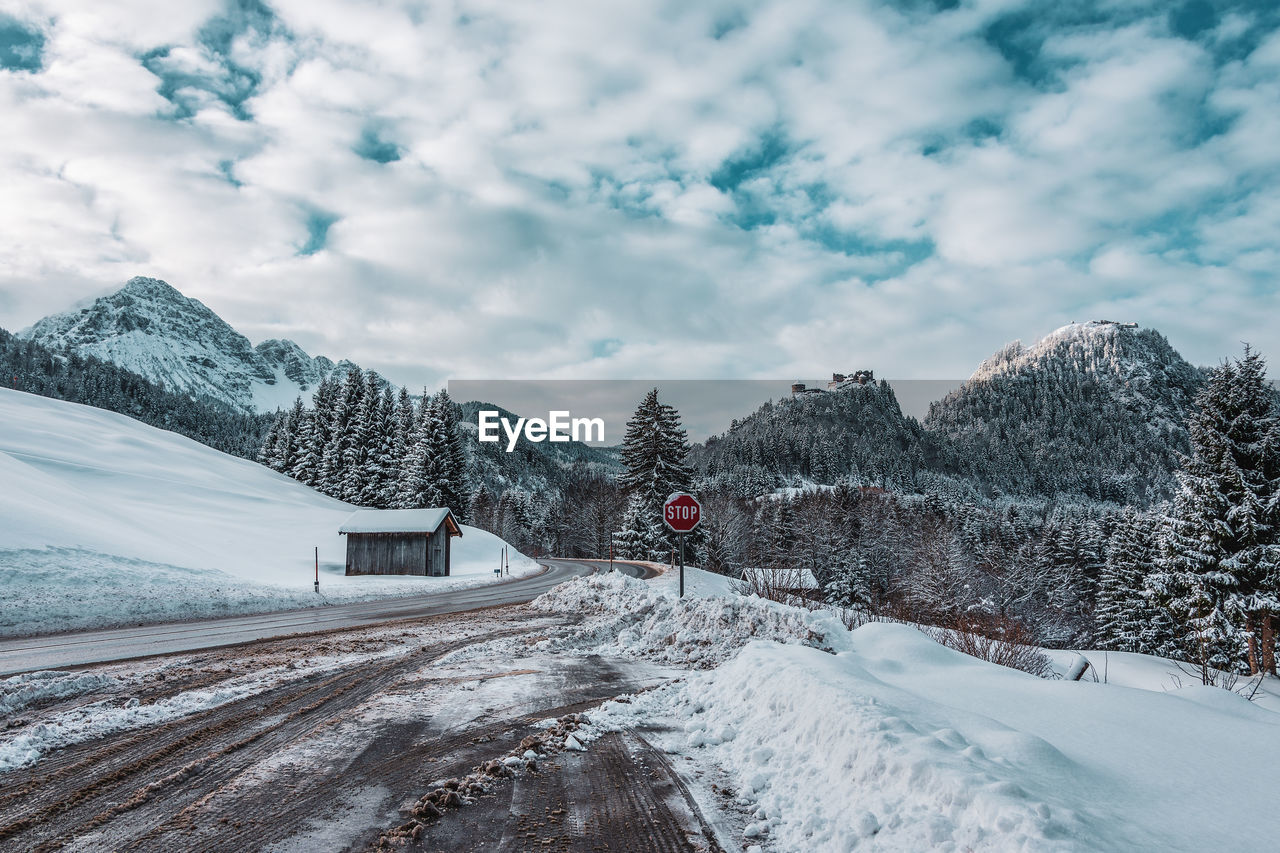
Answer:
xmin=0 ymin=589 xmax=710 ymax=852
xmin=0 ymin=559 xmax=653 ymax=676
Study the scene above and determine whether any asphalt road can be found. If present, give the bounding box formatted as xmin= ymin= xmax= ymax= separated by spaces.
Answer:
xmin=0 ymin=558 xmax=649 ymax=676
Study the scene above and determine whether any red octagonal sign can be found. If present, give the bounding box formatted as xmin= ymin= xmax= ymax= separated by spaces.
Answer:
xmin=663 ymin=492 xmax=702 ymax=533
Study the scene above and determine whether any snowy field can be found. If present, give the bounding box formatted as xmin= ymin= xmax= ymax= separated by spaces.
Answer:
xmin=522 ymin=573 xmax=1280 ymax=853
xmin=0 ymin=390 xmax=537 ymax=637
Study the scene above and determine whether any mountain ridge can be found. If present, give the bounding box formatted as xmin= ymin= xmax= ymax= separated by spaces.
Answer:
xmin=691 ymin=320 xmax=1206 ymax=505
xmin=19 ymin=277 xmax=356 ymax=414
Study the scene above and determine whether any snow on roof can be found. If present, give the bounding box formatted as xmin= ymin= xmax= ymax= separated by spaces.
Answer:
xmin=338 ymin=508 xmax=461 ymax=535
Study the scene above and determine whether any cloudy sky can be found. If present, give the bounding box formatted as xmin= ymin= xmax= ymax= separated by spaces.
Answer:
xmin=1 ymin=0 xmax=1277 ymax=386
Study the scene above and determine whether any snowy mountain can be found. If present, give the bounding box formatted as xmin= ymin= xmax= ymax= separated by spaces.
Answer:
xmin=1 ymin=325 xmax=272 ymax=459
xmin=969 ymin=321 xmax=1199 ymax=428
xmin=688 ymin=321 xmax=1204 ymax=504
xmin=18 ymin=277 xmax=357 ymax=414
xmin=926 ymin=321 xmax=1203 ymax=503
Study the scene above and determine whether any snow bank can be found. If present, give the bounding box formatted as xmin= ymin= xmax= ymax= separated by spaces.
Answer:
xmin=1 ymin=670 xmax=117 ymax=716
xmin=0 ymin=677 xmax=278 ymax=772
xmin=589 ymin=623 xmax=1280 ymax=852
xmin=530 ymin=572 xmax=850 ymax=667
xmin=0 ymin=389 xmax=536 ymax=637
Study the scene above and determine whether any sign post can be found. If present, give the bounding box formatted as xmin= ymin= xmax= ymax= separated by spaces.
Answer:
xmin=662 ymin=492 xmax=702 ymax=598
xmin=314 ymin=546 xmax=319 ymax=593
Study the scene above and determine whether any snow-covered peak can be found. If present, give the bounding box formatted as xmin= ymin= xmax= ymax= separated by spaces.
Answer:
xmin=955 ymin=319 xmax=1202 ymax=461
xmin=971 ymin=321 xmax=1150 ymax=382
xmin=118 ymin=275 xmax=185 ymax=300
xmin=18 ymin=277 xmax=358 ymax=413
xmin=968 ymin=321 xmax=1202 ymax=399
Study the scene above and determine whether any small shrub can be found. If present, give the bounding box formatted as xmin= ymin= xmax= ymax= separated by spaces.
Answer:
xmin=927 ymin=613 xmax=1054 ymax=678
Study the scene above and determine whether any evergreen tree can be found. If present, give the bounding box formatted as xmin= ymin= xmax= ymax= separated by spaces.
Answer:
xmin=307 ymin=375 xmax=338 ymax=484
xmin=290 ymin=404 xmax=319 ymax=486
xmin=468 ymin=483 xmax=496 ymax=530
xmin=358 ymin=385 xmax=396 ymax=508
xmin=825 ymin=550 xmax=873 ymax=611
xmin=433 ymin=389 xmax=471 ymax=519
xmin=1149 ymin=348 xmax=1280 ymax=678
xmin=271 ymin=397 xmax=306 ymax=475
xmin=320 ymin=369 xmax=363 ymax=498
xmin=1096 ymin=509 xmax=1176 ymax=654
xmin=618 ymin=388 xmax=697 ymax=559
xmin=383 ymin=387 xmax=416 ymax=507
xmin=400 ymin=390 xmax=447 ymax=508
xmin=337 ymin=371 xmax=381 ymax=504
xmin=497 ymin=489 xmax=534 ymax=547
xmin=258 ymin=413 xmax=284 ymax=471
xmin=768 ymin=499 xmax=799 ymax=569
xmin=614 ymin=493 xmax=657 ymax=561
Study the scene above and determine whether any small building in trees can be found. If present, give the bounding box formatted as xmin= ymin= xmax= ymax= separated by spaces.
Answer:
xmin=740 ymin=567 xmax=821 ymax=601
xmin=339 ymin=508 xmax=462 ymax=577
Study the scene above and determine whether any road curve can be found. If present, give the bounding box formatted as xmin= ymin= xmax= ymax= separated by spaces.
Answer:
xmin=0 ymin=558 xmax=651 ymax=676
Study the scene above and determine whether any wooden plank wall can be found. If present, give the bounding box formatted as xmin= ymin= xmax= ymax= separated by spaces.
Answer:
xmin=428 ymin=531 xmax=448 ymax=576
xmin=345 ymin=533 xmax=428 ymax=575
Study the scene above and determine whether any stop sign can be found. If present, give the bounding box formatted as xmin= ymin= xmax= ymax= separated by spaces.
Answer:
xmin=663 ymin=492 xmax=702 ymax=533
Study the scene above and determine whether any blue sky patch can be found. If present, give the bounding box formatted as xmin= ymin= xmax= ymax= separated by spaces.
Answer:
xmin=805 ymin=224 xmax=933 ymax=276
xmin=0 ymin=14 xmax=44 ymax=72
xmin=217 ymin=160 xmax=243 ymax=187
xmin=710 ymin=130 xmax=791 ymax=194
xmin=1170 ymin=0 xmax=1218 ymax=40
xmin=298 ymin=210 xmax=339 ymax=256
xmin=354 ymin=126 xmax=402 ymax=164
xmin=142 ymin=0 xmax=284 ymax=120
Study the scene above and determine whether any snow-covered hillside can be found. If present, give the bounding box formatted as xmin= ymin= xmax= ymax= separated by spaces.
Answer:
xmin=925 ymin=320 xmax=1203 ymax=503
xmin=17 ymin=277 xmax=357 ymax=414
xmin=0 ymin=389 xmax=535 ymax=637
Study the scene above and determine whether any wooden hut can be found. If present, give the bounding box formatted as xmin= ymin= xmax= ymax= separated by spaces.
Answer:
xmin=338 ymin=508 xmax=462 ymax=577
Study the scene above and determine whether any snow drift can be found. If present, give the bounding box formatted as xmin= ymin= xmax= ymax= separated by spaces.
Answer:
xmin=530 ymin=571 xmax=851 ymax=666
xmin=538 ymin=569 xmax=1280 ymax=851
xmin=587 ymin=622 xmax=1280 ymax=852
xmin=0 ymin=389 xmax=535 ymax=637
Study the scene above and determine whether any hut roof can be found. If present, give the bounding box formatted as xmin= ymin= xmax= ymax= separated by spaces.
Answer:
xmin=339 ymin=508 xmax=462 ymax=536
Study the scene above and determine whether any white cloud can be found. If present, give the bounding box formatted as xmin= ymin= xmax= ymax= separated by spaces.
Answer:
xmin=0 ymin=0 xmax=1277 ymax=387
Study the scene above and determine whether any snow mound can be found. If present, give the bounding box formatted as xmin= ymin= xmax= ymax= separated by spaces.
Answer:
xmin=1 ymin=670 xmax=117 ymax=716
xmin=530 ymin=572 xmax=851 ymax=667
xmin=588 ymin=621 xmax=1280 ymax=852
xmin=604 ymin=635 xmax=1097 ymax=852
